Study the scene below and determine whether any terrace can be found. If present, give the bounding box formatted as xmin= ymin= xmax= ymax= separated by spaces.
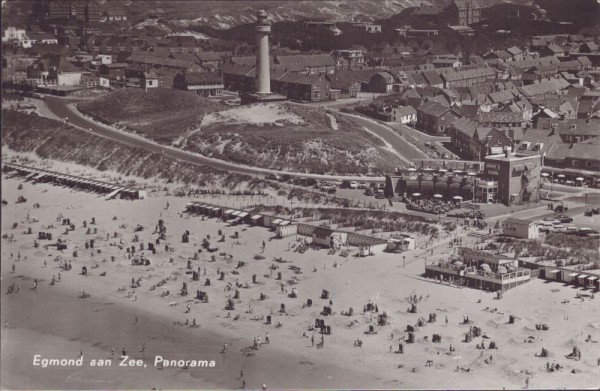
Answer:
xmin=425 ymin=250 xmax=532 ymax=291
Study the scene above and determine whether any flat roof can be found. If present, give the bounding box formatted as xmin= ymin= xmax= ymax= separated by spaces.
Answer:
xmin=485 ymin=153 xmax=540 ymax=162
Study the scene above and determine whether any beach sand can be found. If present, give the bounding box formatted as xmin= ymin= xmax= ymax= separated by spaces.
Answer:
xmin=2 ymin=173 xmax=600 ymax=390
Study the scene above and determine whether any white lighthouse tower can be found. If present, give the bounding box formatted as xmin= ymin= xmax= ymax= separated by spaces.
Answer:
xmin=255 ymin=9 xmax=271 ymax=94
xmin=241 ymin=9 xmax=285 ymax=104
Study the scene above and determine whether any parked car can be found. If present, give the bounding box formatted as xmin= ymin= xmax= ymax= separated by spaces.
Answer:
xmin=556 ymin=215 xmax=573 ymax=223
xmin=303 ymin=178 xmax=317 ymax=187
xmin=340 ymin=180 xmax=351 ymax=189
xmin=364 ymin=188 xmax=374 ymax=196
xmin=358 ymin=181 xmax=368 ymax=189
xmin=349 ymin=181 xmax=358 ymax=189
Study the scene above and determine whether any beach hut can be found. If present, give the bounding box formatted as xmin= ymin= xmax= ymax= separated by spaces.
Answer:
xmin=565 ymin=272 xmax=579 ymax=284
xmin=583 ymin=275 xmax=597 ymax=288
xmin=576 ymin=274 xmax=589 ymax=286
xmin=223 ymin=209 xmax=235 ymax=219
xmin=237 ymin=212 xmax=250 ymax=224
xmin=271 ymin=218 xmax=283 ymax=230
xmin=276 ymin=222 xmax=298 ymax=238
xmin=250 ymin=214 xmax=264 ymax=226
xmin=545 ymin=268 xmax=561 ymax=281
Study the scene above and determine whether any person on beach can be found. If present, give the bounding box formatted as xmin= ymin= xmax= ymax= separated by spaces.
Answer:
xmin=265 ymin=332 xmax=269 ymax=345
xmin=311 ymin=335 xmax=314 ymax=347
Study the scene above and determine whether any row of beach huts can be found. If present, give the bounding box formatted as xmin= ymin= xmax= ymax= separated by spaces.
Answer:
xmin=185 ymin=201 xmax=417 ymax=256
xmin=4 ymin=162 xmax=147 ymax=200
xmin=540 ymin=266 xmax=600 ymax=290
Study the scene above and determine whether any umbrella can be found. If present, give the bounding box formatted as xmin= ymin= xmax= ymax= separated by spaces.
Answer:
xmin=424 ymin=167 xmax=433 ymax=171
xmin=433 ymin=194 xmax=443 ymax=198
xmin=412 ymin=193 xmax=421 ymax=197
xmin=497 ymin=266 xmax=508 ymax=274
xmin=576 ymin=177 xmax=584 ymax=181
xmin=408 ymin=168 xmax=417 ymax=172
xmin=453 ymin=260 xmax=464 ymax=266
xmin=438 ymin=169 xmax=448 ymax=173
xmin=541 ymin=173 xmax=549 ymax=177
xmin=481 ymin=263 xmax=492 ymax=273
xmin=557 ymin=174 xmax=565 ymax=178
xmin=467 ymin=172 xmax=476 ymax=176
xmin=453 ymin=170 xmax=463 ymax=174
xmin=453 ymin=196 xmax=463 ymax=200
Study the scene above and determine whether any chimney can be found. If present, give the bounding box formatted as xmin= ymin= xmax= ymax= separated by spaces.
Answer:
xmin=503 ymin=146 xmax=511 ymax=158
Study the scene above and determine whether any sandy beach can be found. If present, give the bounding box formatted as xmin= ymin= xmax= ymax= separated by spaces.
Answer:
xmin=2 ymin=170 xmax=600 ymax=390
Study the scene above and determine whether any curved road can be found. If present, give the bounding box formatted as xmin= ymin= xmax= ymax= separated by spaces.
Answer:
xmin=44 ymin=96 xmax=429 ymax=182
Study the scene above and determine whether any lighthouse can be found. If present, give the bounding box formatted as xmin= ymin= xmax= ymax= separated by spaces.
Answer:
xmin=241 ymin=9 xmax=285 ymax=104
xmin=255 ymin=9 xmax=271 ymax=94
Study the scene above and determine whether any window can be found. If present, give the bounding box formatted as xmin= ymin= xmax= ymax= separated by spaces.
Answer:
xmin=572 ymin=160 xmax=579 ymax=167
xmin=586 ymin=161 xmax=592 ymax=168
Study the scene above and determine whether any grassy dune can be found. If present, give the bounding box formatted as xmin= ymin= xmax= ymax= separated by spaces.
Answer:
xmin=79 ymin=91 xmax=403 ymax=174
xmin=77 ymin=89 xmax=223 ymax=144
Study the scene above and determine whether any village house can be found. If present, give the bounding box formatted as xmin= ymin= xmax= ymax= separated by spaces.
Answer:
xmin=272 ymin=72 xmax=332 ymax=102
xmin=416 ymin=101 xmax=459 ymax=134
xmin=2 ymin=27 xmax=29 ymax=46
xmin=478 ymin=111 xmax=525 ymax=131
xmin=326 ymin=69 xmax=377 ymax=98
xmin=26 ymin=54 xmax=85 ymax=86
xmin=349 ymin=22 xmax=382 ymax=33
xmin=333 ymin=48 xmax=366 ymax=70
xmin=369 ymin=72 xmax=397 ymax=93
xmin=173 ymin=72 xmax=224 ymax=97
xmin=195 ymin=52 xmax=228 ymax=71
xmin=445 ymin=0 xmax=484 ymax=26
xmin=449 ymin=117 xmax=513 ymax=161
xmin=222 ymin=63 xmax=255 ymax=92
xmin=440 ymin=67 xmax=496 ymax=88
xmin=101 ymin=8 xmax=127 ymax=22
xmin=230 ymin=53 xmax=336 ymax=75
xmin=125 ymin=53 xmax=205 ymax=75
xmin=552 ymin=119 xmax=600 ymax=143
xmin=44 ymin=0 xmax=101 ymax=22
xmin=273 ymin=53 xmax=336 ymax=75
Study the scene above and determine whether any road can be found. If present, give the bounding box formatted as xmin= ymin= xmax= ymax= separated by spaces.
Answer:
xmin=44 ymin=96 xmax=386 ymax=182
xmin=336 ymin=112 xmax=428 ymax=162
